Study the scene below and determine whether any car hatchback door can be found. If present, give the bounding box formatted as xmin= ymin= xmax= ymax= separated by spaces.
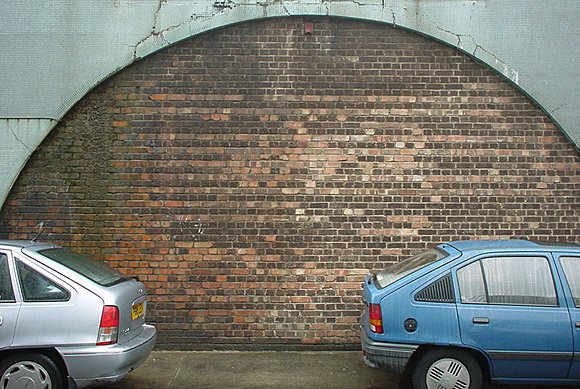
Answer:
xmin=456 ymin=255 xmax=573 ymax=380
xmin=11 ymin=255 xmax=104 ymax=347
xmin=0 ymin=251 xmax=20 ymax=349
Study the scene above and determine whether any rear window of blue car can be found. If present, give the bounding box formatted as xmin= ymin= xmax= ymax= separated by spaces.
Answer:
xmin=38 ymin=248 xmax=130 ymax=287
xmin=375 ymin=248 xmax=448 ymax=289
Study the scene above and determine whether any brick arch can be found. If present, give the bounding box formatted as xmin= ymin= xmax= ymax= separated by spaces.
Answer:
xmin=1 ymin=17 xmax=579 ymax=349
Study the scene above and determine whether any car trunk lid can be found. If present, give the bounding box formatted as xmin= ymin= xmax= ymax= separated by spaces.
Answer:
xmin=108 ymin=279 xmax=148 ymax=345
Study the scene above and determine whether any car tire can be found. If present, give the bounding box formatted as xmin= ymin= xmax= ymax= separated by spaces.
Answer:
xmin=411 ymin=348 xmax=482 ymax=389
xmin=0 ymin=353 xmax=64 ymax=389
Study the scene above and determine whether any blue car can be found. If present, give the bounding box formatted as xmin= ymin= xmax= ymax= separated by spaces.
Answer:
xmin=360 ymin=240 xmax=580 ymax=388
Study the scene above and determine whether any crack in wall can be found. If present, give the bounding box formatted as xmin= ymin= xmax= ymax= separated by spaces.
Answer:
xmin=133 ymin=0 xmax=244 ymax=60
xmin=130 ymin=1 xmax=517 ymax=87
xmin=153 ymin=0 xmax=168 ymax=29
xmin=427 ymin=15 xmax=519 ymax=85
xmin=6 ymin=121 xmax=34 ymax=153
xmin=132 ymin=20 xmax=185 ymax=60
xmin=427 ymin=15 xmax=465 ymax=48
xmin=550 ymin=103 xmax=567 ymax=115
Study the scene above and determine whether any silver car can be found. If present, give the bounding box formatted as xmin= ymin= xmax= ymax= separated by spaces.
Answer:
xmin=0 ymin=240 xmax=157 ymax=388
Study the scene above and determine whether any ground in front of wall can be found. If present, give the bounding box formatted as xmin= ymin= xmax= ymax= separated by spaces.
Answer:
xmin=103 ymin=351 xmax=572 ymax=389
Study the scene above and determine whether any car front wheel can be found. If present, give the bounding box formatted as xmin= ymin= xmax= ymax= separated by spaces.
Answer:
xmin=411 ymin=348 xmax=482 ymax=389
xmin=0 ymin=353 xmax=64 ymax=389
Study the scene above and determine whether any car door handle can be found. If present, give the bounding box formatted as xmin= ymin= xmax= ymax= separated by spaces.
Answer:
xmin=575 ymin=321 xmax=580 ymax=328
xmin=0 ymin=316 xmax=3 ymax=326
xmin=473 ymin=317 xmax=489 ymax=324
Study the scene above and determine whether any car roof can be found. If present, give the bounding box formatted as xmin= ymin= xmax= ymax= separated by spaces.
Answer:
xmin=447 ymin=239 xmax=580 ymax=253
xmin=0 ymin=240 xmax=59 ymax=251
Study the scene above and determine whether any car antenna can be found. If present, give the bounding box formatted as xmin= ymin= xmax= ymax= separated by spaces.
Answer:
xmin=31 ymin=222 xmax=45 ymax=243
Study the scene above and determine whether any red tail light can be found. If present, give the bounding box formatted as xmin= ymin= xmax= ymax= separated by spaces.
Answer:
xmin=97 ymin=306 xmax=119 ymax=345
xmin=369 ymin=303 xmax=383 ymax=334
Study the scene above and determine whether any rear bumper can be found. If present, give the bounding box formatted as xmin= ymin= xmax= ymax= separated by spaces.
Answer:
xmin=359 ymin=318 xmax=417 ymax=374
xmin=57 ymin=324 xmax=157 ymax=388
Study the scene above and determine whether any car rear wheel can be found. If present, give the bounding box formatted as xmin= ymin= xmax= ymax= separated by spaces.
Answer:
xmin=412 ymin=348 xmax=482 ymax=389
xmin=0 ymin=353 xmax=64 ymax=389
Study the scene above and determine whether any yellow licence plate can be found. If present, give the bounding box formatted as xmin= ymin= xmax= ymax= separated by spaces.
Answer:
xmin=132 ymin=302 xmax=144 ymax=320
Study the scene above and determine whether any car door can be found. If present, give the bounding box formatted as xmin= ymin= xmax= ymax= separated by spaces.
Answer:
xmin=555 ymin=254 xmax=580 ymax=379
xmin=456 ymin=254 xmax=573 ymax=380
xmin=0 ymin=251 xmax=20 ymax=349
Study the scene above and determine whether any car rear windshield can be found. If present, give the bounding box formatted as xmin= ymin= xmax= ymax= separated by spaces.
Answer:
xmin=38 ymin=248 xmax=130 ymax=287
xmin=375 ymin=248 xmax=448 ymax=289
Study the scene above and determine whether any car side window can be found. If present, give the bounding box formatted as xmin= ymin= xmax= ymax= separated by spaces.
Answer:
xmin=457 ymin=261 xmax=486 ymax=303
xmin=458 ymin=256 xmax=558 ymax=306
xmin=16 ymin=260 xmax=70 ymax=302
xmin=0 ymin=253 xmax=15 ymax=303
xmin=559 ymin=256 xmax=580 ymax=308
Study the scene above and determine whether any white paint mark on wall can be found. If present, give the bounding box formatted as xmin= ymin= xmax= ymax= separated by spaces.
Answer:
xmin=498 ymin=60 xmax=519 ymax=85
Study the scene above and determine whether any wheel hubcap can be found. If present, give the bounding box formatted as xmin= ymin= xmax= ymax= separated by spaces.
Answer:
xmin=1 ymin=361 xmax=52 ymax=389
xmin=426 ymin=357 xmax=470 ymax=389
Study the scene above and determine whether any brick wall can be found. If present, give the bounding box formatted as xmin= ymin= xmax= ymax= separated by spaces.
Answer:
xmin=1 ymin=17 xmax=579 ymax=349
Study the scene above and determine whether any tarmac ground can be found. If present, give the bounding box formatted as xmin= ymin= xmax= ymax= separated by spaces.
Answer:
xmin=102 ymin=351 xmax=570 ymax=389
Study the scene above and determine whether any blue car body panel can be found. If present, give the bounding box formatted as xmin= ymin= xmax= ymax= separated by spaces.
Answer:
xmin=360 ymin=239 xmax=580 ymax=385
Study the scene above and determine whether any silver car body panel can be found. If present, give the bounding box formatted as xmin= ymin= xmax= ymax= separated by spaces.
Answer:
xmin=19 ymin=243 xmax=149 ymax=345
xmin=57 ymin=324 xmax=157 ymax=388
xmin=0 ymin=240 xmax=157 ymax=388
xmin=0 ymin=250 xmax=19 ymax=349
xmin=10 ymin=250 xmax=105 ymax=347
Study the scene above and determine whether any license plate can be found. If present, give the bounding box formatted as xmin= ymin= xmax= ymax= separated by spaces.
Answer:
xmin=132 ymin=302 xmax=144 ymax=320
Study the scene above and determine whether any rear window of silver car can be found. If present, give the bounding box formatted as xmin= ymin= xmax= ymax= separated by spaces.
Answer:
xmin=375 ymin=248 xmax=448 ymax=289
xmin=38 ymin=248 xmax=130 ymax=287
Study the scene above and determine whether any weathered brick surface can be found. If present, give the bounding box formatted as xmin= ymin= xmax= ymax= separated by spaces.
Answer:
xmin=1 ymin=18 xmax=580 ymax=349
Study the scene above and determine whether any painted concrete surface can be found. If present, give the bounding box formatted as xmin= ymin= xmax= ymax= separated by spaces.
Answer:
xmin=2 ymin=0 xmax=580 ymax=209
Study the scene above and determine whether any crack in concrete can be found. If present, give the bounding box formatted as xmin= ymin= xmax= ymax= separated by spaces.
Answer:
xmin=550 ymin=103 xmax=566 ymax=115
xmin=133 ymin=8 xmax=192 ymax=60
xmin=153 ymin=0 xmax=168 ymax=30
xmin=134 ymin=0 xmax=241 ymax=60
xmin=7 ymin=122 xmax=33 ymax=152
xmin=427 ymin=16 xmax=465 ymax=47
xmin=426 ymin=15 xmax=519 ymax=85
xmin=130 ymin=0 xmax=523 ymax=87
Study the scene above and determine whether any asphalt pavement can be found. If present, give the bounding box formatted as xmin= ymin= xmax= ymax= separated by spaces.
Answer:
xmin=104 ymin=351 xmax=399 ymax=389
xmin=103 ymin=351 xmax=570 ymax=389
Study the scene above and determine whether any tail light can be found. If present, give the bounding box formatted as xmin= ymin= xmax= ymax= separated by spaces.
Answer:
xmin=369 ymin=303 xmax=383 ymax=334
xmin=97 ymin=305 xmax=119 ymax=345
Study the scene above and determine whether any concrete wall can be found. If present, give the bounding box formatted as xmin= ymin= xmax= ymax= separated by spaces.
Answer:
xmin=1 ymin=0 xmax=580 ymax=210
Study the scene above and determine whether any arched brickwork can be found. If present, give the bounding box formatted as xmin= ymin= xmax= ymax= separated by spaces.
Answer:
xmin=1 ymin=17 xmax=579 ymax=349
